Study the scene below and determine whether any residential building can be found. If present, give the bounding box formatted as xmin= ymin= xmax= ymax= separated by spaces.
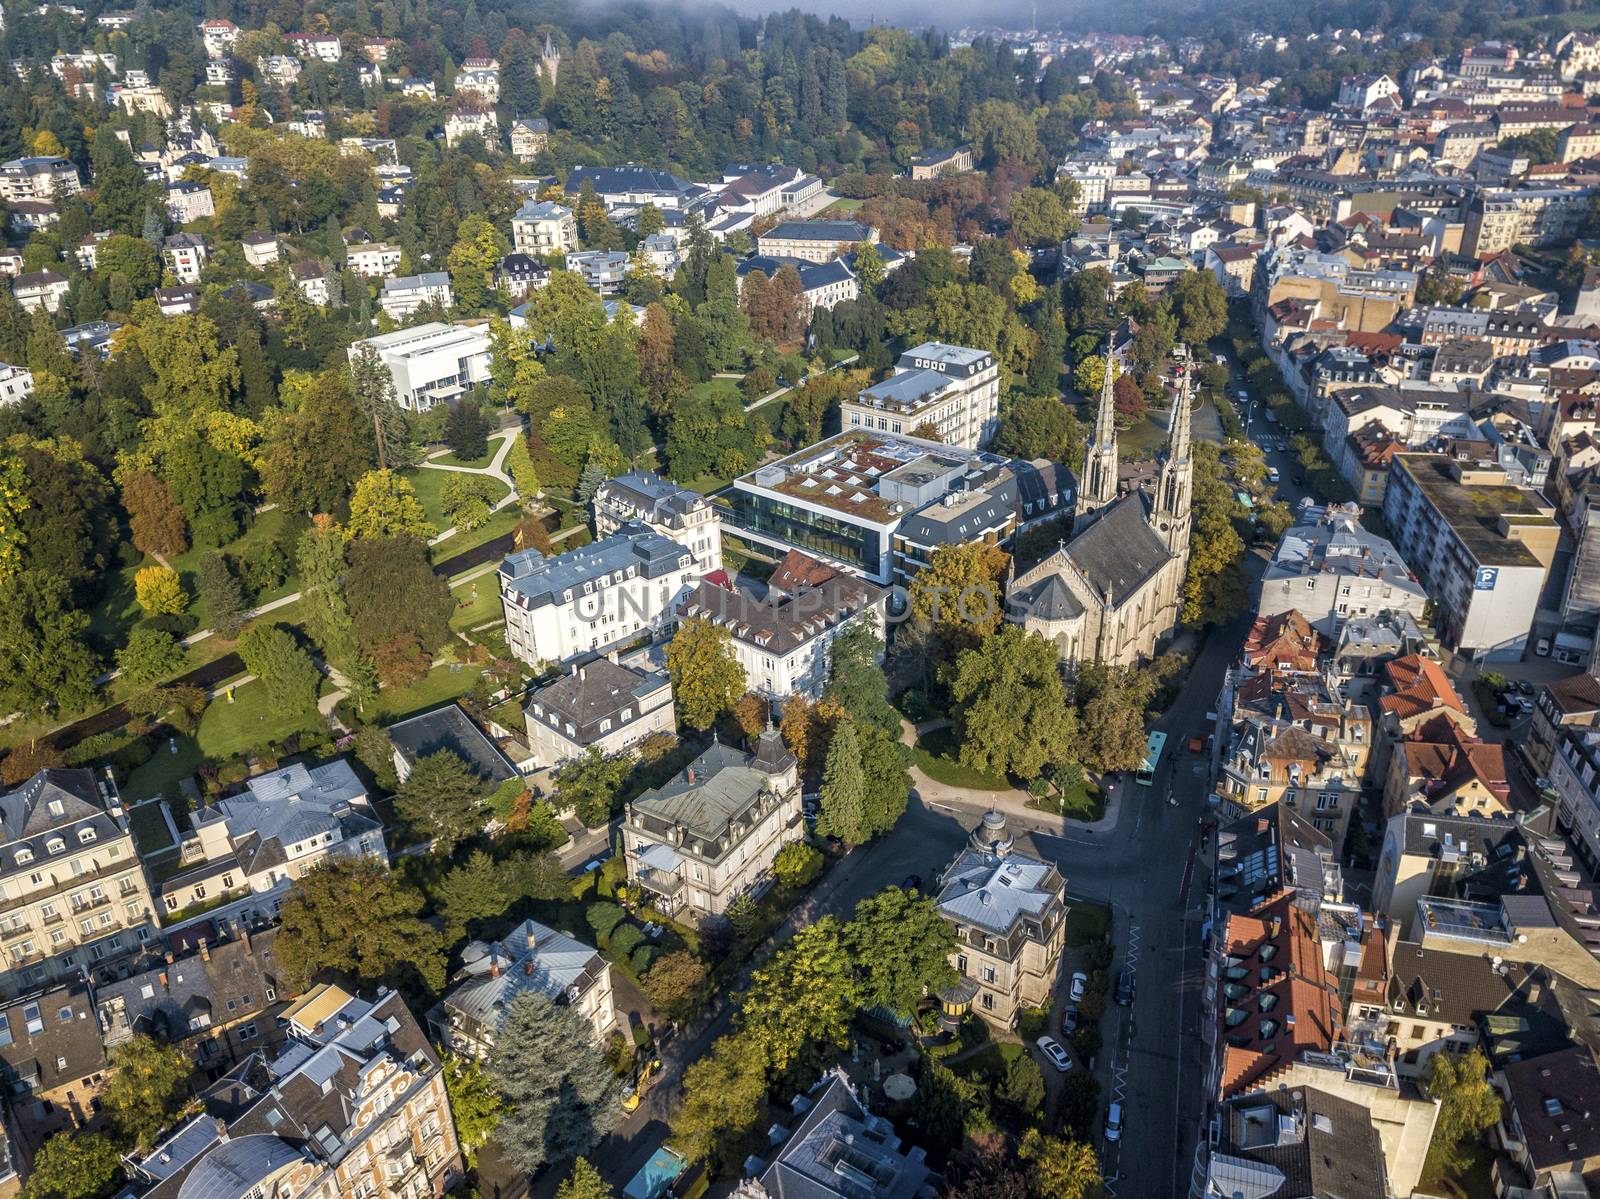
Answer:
xmin=1383 ymin=453 xmax=1559 ymax=659
xmin=620 ymin=729 xmax=802 ymax=918
xmin=379 ymin=271 xmax=453 ymax=318
xmin=509 ymin=117 xmax=549 ymax=162
xmin=163 ymin=233 xmax=208 ymax=284
xmin=510 ymin=199 xmax=578 ymax=256
xmin=1496 ymin=1046 xmax=1600 ymax=1192
xmin=1373 ymin=654 xmax=1476 ymax=781
xmin=455 ymin=55 xmax=499 ymax=103
xmin=291 ymin=260 xmax=335 ymax=306
xmin=499 ymin=522 xmax=700 ymax=669
xmin=347 ymin=321 xmax=491 ymax=412
xmin=733 ymin=1069 xmax=934 ymax=1199
xmin=12 ymin=270 xmax=67 ymax=314
xmin=432 ymin=919 xmax=616 ymax=1052
xmin=493 ymin=253 xmax=548 ymax=298
xmin=1257 ymin=502 xmax=1429 ymax=636
xmin=198 ymin=18 xmax=239 ymax=56
xmin=841 ymin=342 xmax=1001 ymax=450
xmin=1371 ymin=809 xmax=1528 ymax=940
xmin=933 ymin=811 xmax=1066 ymax=1031
xmin=124 ymin=985 xmax=462 ymax=1199
xmin=95 ymin=926 xmax=288 ymax=1082
xmin=563 ymin=164 xmax=705 ymax=212
xmin=564 ymin=249 xmax=630 ymax=293
xmin=285 ymin=32 xmax=341 ymax=61
xmin=0 ymin=156 xmax=79 ymax=203
xmin=0 ymin=363 xmax=34 ymax=407
xmin=523 ymin=656 xmax=675 ymax=769
xmin=1464 ymin=187 xmax=1593 ymax=258
xmin=155 ymin=285 xmax=200 ymax=316
xmin=345 ymin=241 xmax=402 ymax=278
xmin=1210 ymin=802 xmax=1343 ymax=924
xmin=0 ymin=769 xmax=154 ymax=998
xmin=155 ymin=760 xmax=386 ymax=926
xmin=0 ymin=982 xmax=107 ymax=1147
xmin=1194 ymin=1088 xmax=1388 ymax=1199
xmin=677 ymin=566 xmax=887 ymax=700
xmin=385 ymin=703 xmax=520 ymax=788
xmin=240 ymin=232 xmax=280 ymax=267
xmin=756 ymin=219 xmax=876 ymax=263
xmin=1547 ymin=723 xmax=1600 ymax=876
xmin=6 ymin=201 xmax=55 ymax=233
xmin=164 ymin=180 xmax=213 ymax=224
xmin=1383 ymin=713 xmax=1510 ymax=819
xmin=907 ymin=144 xmax=974 ymax=179
xmin=592 ymin=471 xmax=723 ymax=573
xmin=1529 ymin=672 xmax=1600 ymax=780
xmin=443 ymin=106 xmax=498 ymax=148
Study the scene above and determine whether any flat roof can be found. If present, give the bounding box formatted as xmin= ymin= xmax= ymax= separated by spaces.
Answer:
xmin=1397 ymin=454 xmax=1553 ymax=568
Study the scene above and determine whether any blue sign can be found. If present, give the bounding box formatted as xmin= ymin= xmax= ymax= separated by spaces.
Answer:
xmin=1474 ymin=567 xmax=1499 ymax=591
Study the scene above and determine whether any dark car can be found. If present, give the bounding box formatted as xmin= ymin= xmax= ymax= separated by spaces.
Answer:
xmin=902 ymin=874 xmax=924 ymax=892
xmin=1115 ymin=971 xmax=1135 ymax=1006
xmin=1062 ymin=1006 xmax=1080 ymax=1034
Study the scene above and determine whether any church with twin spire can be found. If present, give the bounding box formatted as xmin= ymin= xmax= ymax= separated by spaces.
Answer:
xmin=1004 ymin=345 xmax=1195 ymax=668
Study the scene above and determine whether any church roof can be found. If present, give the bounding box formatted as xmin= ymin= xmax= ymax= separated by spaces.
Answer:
xmin=1008 ymin=572 xmax=1085 ymax=622
xmin=1065 ymin=493 xmax=1174 ymax=603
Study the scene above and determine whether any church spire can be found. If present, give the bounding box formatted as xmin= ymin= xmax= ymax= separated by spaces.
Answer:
xmin=1074 ymin=334 xmax=1120 ymax=533
xmin=1156 ymin=347 xmax=1195 ymax=558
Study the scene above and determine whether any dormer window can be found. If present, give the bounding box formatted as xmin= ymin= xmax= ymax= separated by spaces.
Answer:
xmin=77 ymin=829 xmax=95 ymax=844
xmin=15 ymin=849 xmax=32 ymax=865
xmin=45 ymin=838 xmax=64 ymax=855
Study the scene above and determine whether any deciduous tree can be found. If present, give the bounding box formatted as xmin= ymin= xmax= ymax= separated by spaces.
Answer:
xmin=122 ymin=471 xmax=189 ymax=558
xmin=641 ymin=950 xmax=708 ymax=1024
xmin=347 ymin=470 xmax=434 ymax=540
xmin=950 ymin=625 xmax=1077 ymax=780
xmin=670 ymin=1034 xmax=769 ymax=1170
xmin=237 ymin=623 xmax=321 ymax=721
xmin=103 ymin=1036 xmax=192 ymax=1151
xmin=117 ymin=625 xmax=186 ymax=688
xmin=845 ymin=886 xmax=956 ymax=1014
xmin=441 ymin=1052 xmax=501 ymax=1167
xmin=665 ymin=617 xmax=745 ymax=730
xmin=0 ymin=570 xmax=101 ymax=717
xmin=276 ymin=856 xmax=445 ymax=991
xmin=134 ymin=565 xmax=186 ymax=617
xmin=22 ymin=1133 xmax=122 ymax=1199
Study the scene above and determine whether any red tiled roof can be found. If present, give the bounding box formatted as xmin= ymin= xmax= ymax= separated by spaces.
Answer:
xmin=1380 ymin=654 xmax=1466 ymax=722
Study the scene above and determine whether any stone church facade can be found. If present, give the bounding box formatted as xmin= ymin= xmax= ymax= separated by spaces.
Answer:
xmin=1005 ymin=347 xmax=1195 ymax=667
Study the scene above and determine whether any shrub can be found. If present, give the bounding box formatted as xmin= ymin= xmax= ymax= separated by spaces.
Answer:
xmin=773 ymin=841 xmax=824 ymax=890
xmin=610 ymin=924 xmax=645 ymax=960
xmin=586 ymin=902 xmax=626 ymax=944
xmin=1017 ymin=1007 xmax=1050 ymax=1041
xmin=630 ymin=944 xmax=657 ymax=976
xmin=1072 ymin=1025 xmax=1102 ymax=1060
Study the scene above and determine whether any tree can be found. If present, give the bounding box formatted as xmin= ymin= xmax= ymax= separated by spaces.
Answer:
xmin=344 ymin=535 xmax=454 ymax=684
xmin=821 ymin=622 xmax=897 ymax=736
xmin=102 ymin=1036 xmax=192 ymax=1151
xmin=555 ymin=1159 xmax=613 ymax=1199
xmin=907 ymin=542 xmax=1009 ymax=650
xmin=433 ymin=849 xmax=512 ymax=944
xmin=394 ymin=750 xmax=489 ymax=856
xmin=999 ymin=1052 xmax=1046 ymax=1117
xmin=441 ymin=1052 xmax=502 ymax=1167
xmin=22 ymin=1133 xmax=122 ymax=1199
xmin=949 ymin=626 xmax=1078 ymax=780
xmin=1112 ymin=372 xmax=1146 ymax=425
xmin=641 ymin=950 xmax=708 ymax=1024
xmin=845 ymin=886 xmax=956 ymax=1014
xmin=1020 ymin=1129 xmax=1101 ymax=1199
xmin=134 ymin=565 xmax=187 ymax=617
xmin=257 ymin=373 xmax=374 ymax=515
xmin=1072 ymin=353 xmax=1107 ymax=397
xmin=996 ymin=396 xmax=1082 ymax=466
xmin=1426 ymin=1050 xmax=1501 ymax=1154
xmin=445 ymin=398 xmax=491 ymax=460
xmin=1 ymin=742 xmax=65 ymax=785
xmin=1074 ymin=663 xmax=1156 ymax=775
xmin=740 ymin=917 xmax=859 ymax=1077
xmin=117 ymin=625 xmax=186 ymax=688
xmin=671 ymin=1034 xmax=769 ymax=1170
xmin=490 ymin=991 xmax=621 ymax=1173
xmin=195 ymin=552 xmax=248 ymax=639
xmin=817 ymin=719 xmax=868 ymax=845
xmin=857 ymin=723 xmax=912 ymax=839
xmin=441 ymin=474 xmax=499 ymax=531
xmin=276 ymin=857 xmax=445 ymax=992
xmin=349 ymin=344 xmax=411 ymax=471
xmin=347 ymin=470 xmax=434 ymax=540
xmin=122 ymin=472 xmax=189 ymax=558
xmin=773 ymin=841 xmax=824 ymax=890
xmin=237 ymin=623 xmax=322 ymax=722
xmin=1168 ymin=269 xmax=1228 ymax=346
xmin=1008 ymin=187 xmax=1071 ymax=247
xmin=0 ymin=571 xmax=102 ymax=718
xmin=665 ymin=617 xmax=745 ymax=729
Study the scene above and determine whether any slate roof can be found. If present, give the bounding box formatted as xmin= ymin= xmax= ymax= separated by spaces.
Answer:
xmin=1500 ymin=1045 xmax=1600 ymax=1171
xmin=1065 ymin=492 xmax=1173 ymax=602
xmin=0 ymin=982 xmax=106 ymax=1097
xmin=935 ymin=850 xmax=1059 ymax=938
xmin=526 ymin=658 xmax=670 ymax=744
xmin=386 ymin=704 xmax=518 ymax=784
xmin=192 ymin=760 xmax=377 ymax=879
xmin=499 ymin=522 xmax=693 ymax=610
xmin=97 ymin=929 xmax=282 ymax=1047
xmin=0 ymin=768 xmax=123 ymax=883
xmin=761 ymin=219 xmax=871 ymax=243
xmin=1007 ymin=572 xmax=1085 ymax=622
xmin=632 ymin=736 xmax=792 ymax=843
xmin=1543 ymin=671 xmax=1600 ymax=718
xmin=756 ymin=1069 xmax=930 ymax=1199
xmin=441 ymin=920 xmax=607 ymax=1032
xmin=1386 ymin=941 xmax=1538 ymax=1026
xmin=679 ymin=574 xmax=884 ymax=658
xmin=1212 ymin=1087 xmax=1387 ymax=1199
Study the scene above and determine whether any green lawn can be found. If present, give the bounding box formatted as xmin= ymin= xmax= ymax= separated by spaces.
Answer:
xmin=950 ymin=1041 xmax=1024 ymax=1084
xmin=1064 ymin=902 xmax=1111 ymax=948
xmin=1119 ymin=413 xmax=1171 ymax=461
xmin=1418 ymin=1138 xmax=1495 ymax=1199
xmin=127 ymin=800 xmax=178 ymax=855
xmin=366 ymin=661 xmax=487 ymax=723
xmin=449 ymin=575 xmax=505 ymax=631
xmin=1031 ymin=778 xmax=1106 ymax=822
xmin=819 ymin=197 xmax=864 ymax=216
xmin=407 ymin=468 xmax=513 ymax=536
xmin=195 ymin=679 xmax=326 ymax=761
xmin=432 ymin=448 xmax=495 ymax=469
xmin=911 ymin=727 xmax=1009 ymax=791
xmin=691 ymin=377 xmax=744 ymax=403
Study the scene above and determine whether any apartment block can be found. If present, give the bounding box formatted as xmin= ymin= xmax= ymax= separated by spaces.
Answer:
xmin=841 ymin=342 xmax=1001 ymax=450
xmin=347 ymin=322 xmax=491 ymax=412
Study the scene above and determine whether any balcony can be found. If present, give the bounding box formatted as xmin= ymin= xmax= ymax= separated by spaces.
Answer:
xmin=71 ymin=893 xmax=111 ymax=913
xmin=0 ymin=924 xmax=33 ymax=942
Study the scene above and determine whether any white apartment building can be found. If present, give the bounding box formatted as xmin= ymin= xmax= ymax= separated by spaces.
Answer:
xmin=510 ymin=199 xmax=577 ymax=256
xmin=498 ymin=523 xmax=700 ymax=669
xmin=454 ymin=57 xmax=500 ymax=104
xmin=840 ymin=342 xmax=1001 ymax=449
xmin=0 ymin=362 xmax=34 ymax=407
xmin=1258 ymin=502 xmax=1431 ymax=635
xmin=285 ymin=32 xmax=342 ymax=61
xmin=755 ymin=219 xmax=876 ymax=264
xmin=0 ymin=768 xmax=156 ymax=997
xmin=524 ymin=656 xmax=675 ymax=768
xmin=379 ymin=271 xmax=453 ymax=319
xmin=443 ymin=107 xmax=498 ymax=148
xmin=163 ymin=233 xmax=208 ymax=284
xmin=676 ymin=571 xmax=887 ymax=700
xmin=164 ymin=181 xmax=214 ymax=224
xmin=13 ymin=270 xmax=68 ymax=314
xmin=592 ymin=471 xmax=723 ymax=572
xmin=1384 ymin=454 xmax=1558 ymax=661
xmin=198 ymin=18 xmax=239 ymax=56
xmin=347 ymin=321 xmax=491 ymax=412
xmin=0 ymin=156 xmax=80 ymax=203
xmin=240 ymin=232 xmax=280 ymax=267
xmin=345 ymin=241 xmax=402 ymax=277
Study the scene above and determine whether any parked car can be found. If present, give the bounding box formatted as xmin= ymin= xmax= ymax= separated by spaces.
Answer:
xmin=1036 ymin=1036 xmax=1073 ymax=1072
xmin=1267 ymin=467 xmax=1280 ymax=483
xmin=1069 ymin=972 xmax=1088 ymax=1002
xmin=1537 ymin=637 xmax=1552 ymax=657
xmin=1104 ymin=1102 xmax=1124 ymax=1143
xmin=1517 ymin=680 xmax=1534 ymax=696
xmin=1115 ymin=970 xmax=1135 ymax=1006
xmin=1062 ymin=1007 xmax=1080 ymax=1034
xmin=901 ymin=874 xmax=923 ymax=892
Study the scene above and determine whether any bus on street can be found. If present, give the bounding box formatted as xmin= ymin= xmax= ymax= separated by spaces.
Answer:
xmin=1136 ymin=730 xmax=1166 ymax=786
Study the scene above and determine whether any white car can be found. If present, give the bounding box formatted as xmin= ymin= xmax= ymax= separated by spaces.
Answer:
xmin=1036 ymin=1035 xmax=1072 ymax=1072
xmin=1069 ymin=972 xmax=1088 ymax=1002
xmin=1104 ymin=1102 xmax=1124 ymax=1143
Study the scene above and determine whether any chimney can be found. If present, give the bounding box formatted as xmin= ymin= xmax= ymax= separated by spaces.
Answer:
xmin=198 ymin=937 xmax=209 ymax=961
xmin=686 ymin=767 xmax=696 ymax=785
xmin=490 ymin=959 xmax=500 ymax=979
xmin=523 ymin=958 xmax=533 ymax=977
xmin=526 ymin=927 xmax=537 ymax=952
xmin=238 ymin=920 xmax=251 ymax=953
xmin=159 ymin=971 xmax=169 ymax=990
